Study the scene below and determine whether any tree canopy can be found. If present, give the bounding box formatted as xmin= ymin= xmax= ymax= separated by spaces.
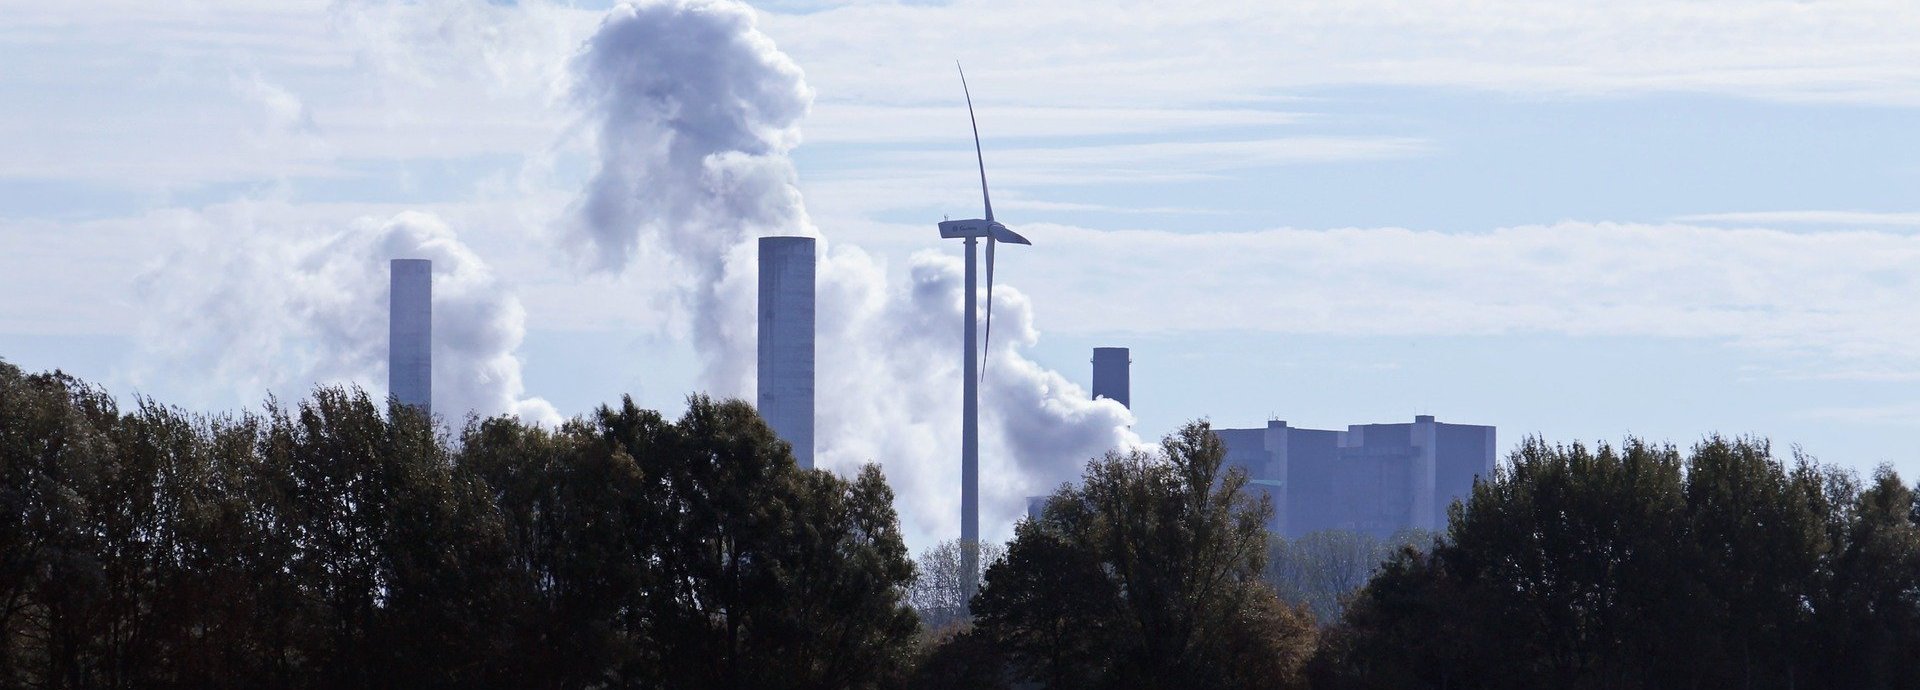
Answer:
xmin=0 ymin=361 xmax=917 ymax=689
xmin=965 ymin=421 xmax=1319 ymax=690
xmin=11 ymin=355 xmax=1920 ymax=690
xmin=1318 ymin=436 xmax=1920 ymax=690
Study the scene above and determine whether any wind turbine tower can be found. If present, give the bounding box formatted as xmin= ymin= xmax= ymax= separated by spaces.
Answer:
xmin=937 ymin=66 xmax=1031 ymax=601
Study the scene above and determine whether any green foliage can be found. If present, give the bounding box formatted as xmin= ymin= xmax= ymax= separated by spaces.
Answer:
xmin=969 ymin=421 xmax=1318 ymax=690
xmin=1265 ymin=527 xmax=1435 ymax=623
xmin=17 ymin=354 xmax=1920 ymax=690
xmin=904 ymin=624 xmax=1014 ymax=690
xmin=1320 ymin=435 xmax=1920 ymax=690
xmin=0 ymin=364 xmax=917 ymax=690
xmin=907 ymin=538 xmax=1007 ymax=631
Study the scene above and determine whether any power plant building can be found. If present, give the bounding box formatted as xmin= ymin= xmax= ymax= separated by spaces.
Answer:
xmin=757 ymin=236 xmax=816 ymax=469
xmin=1219 ymin=416 xmax=1495 ymax=538
xmin=388 ymin=259 xmax=432 ymax=415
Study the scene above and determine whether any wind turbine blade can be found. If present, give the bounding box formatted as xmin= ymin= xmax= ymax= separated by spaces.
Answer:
xmin=958 ymin=62 xmax=993 ymax=222
xmin=981 ymin=235 xmax=996 ymax=384
xmin=988 ymin=225 xmax=1031 ymax=246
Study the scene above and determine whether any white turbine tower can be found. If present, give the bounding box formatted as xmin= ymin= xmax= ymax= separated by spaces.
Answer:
xmin=937 ymin=64 xmax=1031 ymax=601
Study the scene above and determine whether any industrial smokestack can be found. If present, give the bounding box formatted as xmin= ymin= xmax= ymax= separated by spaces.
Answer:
xmin=389 ymin=259 xmax=432 ymax=415
xmin=757 ymin=236 xmax=816 ymax=468
xmin=1092 ymin=347 xmax=1130 ymax=409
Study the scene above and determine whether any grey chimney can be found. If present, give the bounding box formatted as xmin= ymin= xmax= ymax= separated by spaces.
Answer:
xmin=389 ymin=259 xmax=432 ymax=415
xmin=757 ymin=237 xmax=816 ymax=468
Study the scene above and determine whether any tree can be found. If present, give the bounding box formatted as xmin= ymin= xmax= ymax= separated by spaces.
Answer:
xmin=1319 ymin=436 xmax=1886 ymax=690
xmin=905 ymin=624 xmax=1014 ymax=690
xmin=0 ymin=365 xmax=124 ymax=688
xmin=0 ymin=360 xmax=923 ymax=689
xmin=1814 ymin=466 xmax=1920 ymax=689
xmin=1266 ymin=528 xmax=1435 ymax=624
xmin=971 ymin=421 xmax=1318 ymax=690
xmin=1681 ymin=437 xmax=1831 ymax=688
xmin=603 ymin=396 xmax=919 ymax=689
xmin=907 ymin=538 xmax=1006 ymax=632
xmin=455 ymin=394 xmax=921 ymax=690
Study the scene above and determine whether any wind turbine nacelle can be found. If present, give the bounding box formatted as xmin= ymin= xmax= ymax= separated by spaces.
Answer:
xmin=938 ymin=219 xmax=1032 ymax=245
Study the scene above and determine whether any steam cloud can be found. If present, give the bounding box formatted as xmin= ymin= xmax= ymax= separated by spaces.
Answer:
xmin=134 ymin=0 xmax=1133 ymax=547
xmin=569 ymin=0 xmax=814 ymax=394
xmin=569 ymin=0 xmax=1137 ymax=545
xmin=139 ymin=207 xmax=559 ymax=426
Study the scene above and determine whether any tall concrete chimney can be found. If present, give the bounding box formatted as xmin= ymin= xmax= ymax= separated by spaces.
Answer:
xmin=1092 ymin=347 xmax=1130 ymax=409
xmin=757 ymin=236 xmax=816 ymax=468
xmin=389 ymin=259 xmax=432 ymax=415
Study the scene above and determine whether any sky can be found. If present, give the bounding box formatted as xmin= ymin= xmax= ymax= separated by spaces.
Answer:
xmin=6 ymin=0 xmax=1920 ymax=550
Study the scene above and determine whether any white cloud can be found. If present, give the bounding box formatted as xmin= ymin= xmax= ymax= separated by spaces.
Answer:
xmin=13 ymin=0 xmax=1920 ymax=546
xmin=759 ymin=0 xmax=1920 ymax=109
xmin=800 ymin=104 xmax=1308 ymax=144
xmin=11 ymin=0 xmax=1920 ymax=191
xmin=0 ymin=0 xmax=577 ymax=188
xmin=1000 ymin=221 xmax=1920 ymax=373
xmin=1801 ymin=402 xmax=1920 ymax=426
xmin=1673 ymin=210 xmax=1920 ymax=228
xmin=0 ymin=215 xmax=164 ymax=335
xmin=867 ymin=136 xmax=1433 ymax=184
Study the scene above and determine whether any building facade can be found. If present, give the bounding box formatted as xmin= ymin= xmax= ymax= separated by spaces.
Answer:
xmin=1218 ymin=416 xmax=1495 ymax=538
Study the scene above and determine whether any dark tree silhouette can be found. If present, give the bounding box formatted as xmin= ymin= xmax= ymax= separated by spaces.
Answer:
xmin=968 ymin=421 xmax=1317 ymax=690
xmin=0 ymin=362 xmax=918 ymax=690
xmin=1318 ymin=436 xmax=1920 ymax=690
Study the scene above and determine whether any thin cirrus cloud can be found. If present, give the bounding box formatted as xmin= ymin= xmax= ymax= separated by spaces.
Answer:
xmin=761 ymin=0 xmax=1920 ymax=108
xmin=12 ymin=0 xmax=1920 ymax=189
xmin=885 ymin=137 xmax=1436 ymax=181
xmin=1672 ymin=211 xmax=1920 ymax=228
xmin=772 ymin=210 xmax=1920 ymax=384
xmin=796 ymin=135 xmax=1435 ymax=216
xmin=799 ymin=104 xmax=1310 ymax=144
xmin=0 ymin=0 xmax=569 ymax=189
xmin=981 ymin=220 xmax=1920 ymax=370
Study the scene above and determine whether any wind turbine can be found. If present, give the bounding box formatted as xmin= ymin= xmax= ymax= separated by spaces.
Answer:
xmin=937 ymin=64 xmax=1030 ymax=602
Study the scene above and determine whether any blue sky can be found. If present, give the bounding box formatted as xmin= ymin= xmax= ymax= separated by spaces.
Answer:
xmin=6 ymin=0 xmax=1920 ymax=547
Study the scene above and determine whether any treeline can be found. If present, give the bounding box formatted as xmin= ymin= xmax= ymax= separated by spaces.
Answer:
xmin=1317 ymin=438 xmax=1920 ymax=690
xmin=8 ymin=357 xmax=1920 ymax=689
xmin=908 ymin=438 xmax=1920 ymax=689
xmin=0 ymin=363 xmax=915 ymax=689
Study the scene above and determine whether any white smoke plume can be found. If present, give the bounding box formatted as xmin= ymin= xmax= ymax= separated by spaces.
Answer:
xmin=568 ymin=0 xmax=814 ymax=395
xmin=137 ymin=206 xmax=560 ymax=426
xmin=568 ymin=0 xmax=1137 ymax=546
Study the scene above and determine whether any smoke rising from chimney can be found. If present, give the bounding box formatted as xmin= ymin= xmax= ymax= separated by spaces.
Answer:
xmin=567 ymin=0 xmax=814 ymax=397
xmin=567 ymin=0 xmax=1137 ymax=546
xmin=138 ymin=207 xmax=560 ymax=426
